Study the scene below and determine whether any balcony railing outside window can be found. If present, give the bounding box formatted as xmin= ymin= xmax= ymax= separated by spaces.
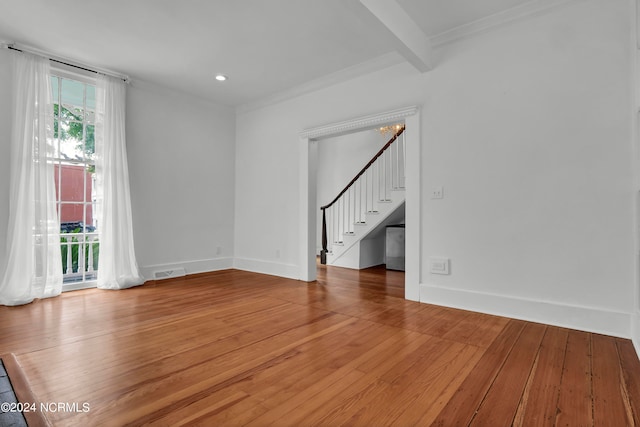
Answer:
xmin=60 ymin=229 xmax=99 ymax=283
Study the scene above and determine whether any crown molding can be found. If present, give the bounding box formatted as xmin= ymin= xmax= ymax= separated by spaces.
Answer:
xmin=431 ymin=0 xmax=581 ymax=47
xmin=237 ymin=51 xmax=404 ymax=115
xmin=300 ymin=105 xmax=419 ymax=140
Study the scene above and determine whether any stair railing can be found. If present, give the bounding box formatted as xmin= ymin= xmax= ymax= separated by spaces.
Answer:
xmin=320 ymin=125 xmax=406 ymax=264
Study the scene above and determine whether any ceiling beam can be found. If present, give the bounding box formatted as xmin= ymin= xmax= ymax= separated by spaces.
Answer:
xmin=352 ymin=0 xmax=433 ymax=72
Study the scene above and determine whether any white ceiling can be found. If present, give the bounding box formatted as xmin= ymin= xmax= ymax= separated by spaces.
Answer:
xmin=0 ymin=0 xmax=533 ymax=107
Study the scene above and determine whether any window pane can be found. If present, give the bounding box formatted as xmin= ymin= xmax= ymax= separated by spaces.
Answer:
xmin=85 ymin=85 xmax=95 ymax=123
xmin=58 ymin=163 xmax=87 ymax=201
xmin=61 ymin=78 xmax=84 ymax=119
xmin=59 ymin=203 xmax=85 ymax=225
xmin=46 ymin=135 xmax=58 ymax=158
xmin=50 ymin=77 xmax=59 ymax=106
xmin=53 ymin=162 xmax=61 ymax=201
xmin=85 ymin=202 xmax=96 ymax=232
xmin=58 ymin=104 xmax=83 ymax=122
xmin=61 ymin=78 xmax=84 ymax=108
xmin=57 ymin=121 xmax=84 ymax=160
xmin=85 ymin=124 xmax=95 ymax=159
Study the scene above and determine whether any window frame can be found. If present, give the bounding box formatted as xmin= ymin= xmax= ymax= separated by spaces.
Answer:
xmin=50 ymin=65 xmax=99 ymax=291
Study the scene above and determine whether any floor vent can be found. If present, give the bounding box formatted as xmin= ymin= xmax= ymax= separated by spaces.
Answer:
xmin=154 ymin=268 xmax=186 ymax=280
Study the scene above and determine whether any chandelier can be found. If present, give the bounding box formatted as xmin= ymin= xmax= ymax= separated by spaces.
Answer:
xmin=377 ymin=123 xmax=403 ymax=137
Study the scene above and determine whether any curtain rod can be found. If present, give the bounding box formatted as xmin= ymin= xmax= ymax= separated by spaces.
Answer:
xmin=1 ymin=42 xmax=129 ymax=83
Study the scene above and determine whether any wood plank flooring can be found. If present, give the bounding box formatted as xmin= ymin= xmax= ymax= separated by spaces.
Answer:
xmin=0 ymin=264 xmax=638 ymax=426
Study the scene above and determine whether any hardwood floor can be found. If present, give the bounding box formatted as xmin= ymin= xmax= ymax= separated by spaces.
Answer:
xmin=0 ymin=265 xmax=639 ymax=426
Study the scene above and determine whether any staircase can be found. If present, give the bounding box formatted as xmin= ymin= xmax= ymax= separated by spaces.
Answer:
xmin=320 ymin=126 xmax=406 ymax=267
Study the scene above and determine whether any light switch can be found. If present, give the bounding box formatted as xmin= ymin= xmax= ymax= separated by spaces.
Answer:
xmin=431 ymin=186 xmax=444 ymax=199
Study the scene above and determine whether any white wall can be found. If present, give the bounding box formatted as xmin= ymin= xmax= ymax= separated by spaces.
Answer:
xmin=235 ymin=0 xmax=636 ymax=337
xmin=421 ymin=0 xmax=634 ymax=337
xmin=127 ymin=81 xmax=236 ymax=278
xmin=633 ymin=0 xmax=640 ymax=359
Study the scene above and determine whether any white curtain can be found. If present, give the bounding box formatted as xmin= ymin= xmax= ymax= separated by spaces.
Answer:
xmin=0 ymin=52 xmax=62 ymax=305
xmin=95 ymin=75 xmax=144 ymax=289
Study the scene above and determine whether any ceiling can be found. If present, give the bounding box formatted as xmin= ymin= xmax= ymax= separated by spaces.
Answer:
xmin=0 ymin=0 xmax=533 ymax=107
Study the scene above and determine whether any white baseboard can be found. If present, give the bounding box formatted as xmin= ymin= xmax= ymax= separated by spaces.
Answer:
xmin=233 ymin=257 xmax=300 ymax=280
xmin=420 ymin=284 xmax=631 ymax=339
xmin=140 ymin=257 xmax=234 ymax=281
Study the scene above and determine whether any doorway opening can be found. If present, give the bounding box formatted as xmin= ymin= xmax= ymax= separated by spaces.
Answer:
xmin=299 ymin=106 xmax=421 ymax=302
xmin=314 ymin=125 xmax=406 ymax=296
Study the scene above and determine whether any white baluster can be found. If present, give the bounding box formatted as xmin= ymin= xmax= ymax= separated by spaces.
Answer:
xmin=366 ymin=169 xmax=370 ymax=212
xmin=341 ymin=196 xmax=345 ymax=239
xmin=346 ymin=191 xmax=349 ymax=234
xmin=378 ymin=158 xmax=382 ymax=202
xmin=66 ymin=238 xmax=72 ymax=274
xmin=385 ymin=148 xmax=389 ymax=193
xmin=402 ymin=131 xmax=406 ymax=188
xmin=393 ymin=139 xmax=400 ymax=189
xmin=331 ymin=206 xmax=335 ymax=249
xmin=347 ymin=188 xmax=350 ymax=233
xmin=342 ymin=194 xmax=346 ymax=236
xmin=373 ymin=164 xmax=377 ymax=210
xmin=78 ymin=234 xmax=85 ymax=277
xmin=402 ymin=130 xmax=407 ymax=187
xmin=391 ymin=143 xmax=395 ymax=190
xmin=383 ymin=147 xmax=387 ymax=200
xmin=384 ymin=150 xmax=388 ymax=201
xmin=348 ymin=188 xmax=352 ymax=233
xmin=356 ymin=181 xmax=359 ymax=223
xmin=351 ymin=186 xmax=356 ymax=231
xmin=353 ymin=186 xmax=356 ymax=229
xmin=360 ymin=175 xmax=367 ymax=222
xmin=388 ymin=146 xmax=391 ymax=191
xmin=389 ymin=148 xmax=392 ymax=195
xmin=87 ymin=235 xmax=94 ymax=273
xmin=358 ymin=179 xmax=362 ymax=223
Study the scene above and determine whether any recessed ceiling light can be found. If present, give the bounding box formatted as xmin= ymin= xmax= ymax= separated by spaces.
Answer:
xmin=215 ymin=74 xmax=227 ymax=82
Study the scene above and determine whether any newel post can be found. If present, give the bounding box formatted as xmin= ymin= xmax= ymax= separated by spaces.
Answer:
xmin=320 ymin=208 xmax=327 ymax=264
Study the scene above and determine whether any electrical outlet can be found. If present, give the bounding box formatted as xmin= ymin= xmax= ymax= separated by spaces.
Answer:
xmin=431 ymin=186 xmax=444 ymax=199
xmin=429 ymin=257 xmax=450 ymax=275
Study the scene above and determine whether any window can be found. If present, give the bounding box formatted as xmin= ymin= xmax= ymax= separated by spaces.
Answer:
xmin=50 ymin=73 xmax=99 ymax=288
